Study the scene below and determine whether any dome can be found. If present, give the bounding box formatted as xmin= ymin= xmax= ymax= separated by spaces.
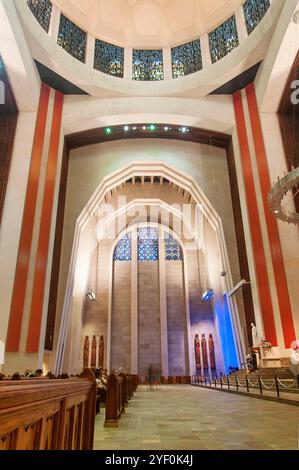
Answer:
xmin=52 ymin=0 xmax=243 ymax=48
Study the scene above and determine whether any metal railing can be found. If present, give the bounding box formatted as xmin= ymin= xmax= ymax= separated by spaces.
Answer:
xmin=191 ymin=373 xmax=299 ymax=400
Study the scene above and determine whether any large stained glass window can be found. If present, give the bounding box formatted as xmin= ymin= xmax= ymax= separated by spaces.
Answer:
xmin=57 ymin=14 xmax=86 ymax=63
xmin=138 ymin=227 xmax=159 ymax=261
xmin=165 ymin=236 xmax=183 ymax=261
xmin=171 ymin=40 xmax=202 ymax=79
xmin=209 ymin=16 xmax=239 ymax=64
xmin=132 ymin=50 xmax=164 ymax=81
xmin=114 ymin=233 xmax=132 ymax=261
xmin=27 ymin=0 xmax=52 ymax=33
xmin=94 ymin=39 xmax=124 ymax=78
xmin=243 ymin=0 xmax=270 ymax=35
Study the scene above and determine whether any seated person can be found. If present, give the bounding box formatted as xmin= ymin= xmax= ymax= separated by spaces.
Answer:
xmin=95 ymin=368 xmax=107 ymax=390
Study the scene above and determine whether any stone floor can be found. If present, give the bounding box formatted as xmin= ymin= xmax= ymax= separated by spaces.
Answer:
xmin=94 ymin=385 xmax=299 ymax=450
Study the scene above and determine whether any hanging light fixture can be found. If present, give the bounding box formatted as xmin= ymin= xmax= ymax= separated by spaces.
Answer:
xmin=268 ymin=167 xmax=299 ymax=225
xmin=268 ymin=11 xmax=299 ymax=225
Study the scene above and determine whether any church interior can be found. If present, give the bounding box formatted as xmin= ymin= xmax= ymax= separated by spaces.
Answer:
xmin=0 ymin=0 xmax=299 ymax=452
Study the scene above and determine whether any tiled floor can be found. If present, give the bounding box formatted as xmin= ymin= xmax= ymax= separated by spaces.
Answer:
xmin=94 ymin=385 xmax=299 ymax=450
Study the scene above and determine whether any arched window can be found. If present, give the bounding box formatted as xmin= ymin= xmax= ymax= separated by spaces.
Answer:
xmin=164 ymin=235 xmax=183 ymax=261
xmin=138 ymin=227 xmax=159 ymax=261
xmin=113 ymin=233 xmax=132 ymax=261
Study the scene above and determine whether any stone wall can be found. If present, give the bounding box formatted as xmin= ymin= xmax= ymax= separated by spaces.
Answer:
xmin=166 ymin=260 xmax=188 ymax=376
xmin=81 ymin=241 xmax=111 ymax=370
xmin=138 ymin=262 xmax=161 ymax=379
xmin=111 ymin=261 xmax=131 ymax=372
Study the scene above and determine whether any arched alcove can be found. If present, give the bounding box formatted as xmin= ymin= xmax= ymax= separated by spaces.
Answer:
xmin=54 ymin=162 xmax=245 ymax=376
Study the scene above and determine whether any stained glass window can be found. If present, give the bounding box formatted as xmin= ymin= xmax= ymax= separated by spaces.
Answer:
xmin=243 ymin=0 xmax=270 ymax=35
xmin=132 ymin=50 xmax=164 ymax=81
xmin=138 ymin=227 xmax=159 ymax=261
xmin=165 ymin=236 xmax=183 ymax=261
xmin=27 ymin=0 xmax=52 ymax=33
xmin=57 ymin=14 xmax=86 ymax=63
xmin=94 ymin=39 xmax=124 ymax=78
xmin=113 ymin=233 xmax=132 ymax=261
xmin=209 ymin=16 xmax=239 ymax=64
xmin=171 ymin=40 xmax=202 ymax=78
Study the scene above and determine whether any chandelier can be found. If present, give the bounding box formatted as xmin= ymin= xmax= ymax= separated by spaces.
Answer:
xmin=268 ymin=167 xmax=299 ymax=225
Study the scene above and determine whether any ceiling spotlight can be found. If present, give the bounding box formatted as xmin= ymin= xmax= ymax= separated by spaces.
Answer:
xmin=87 ymin=290 xmax=96 ymax=302
xmin=105 ymin=127 xmax=112 ymax=135
xmin=124 ymin=125 xmax=129 ymax=132
xmin=142 ymin=126 xmax=147 ymax=130
xmin=202 ymin=289 xmax=214 ymax=302
xmin=181 ymin=127 xmax=188 ymax=133
xmin=149 ymin=124 xmax=156 ymax=131
xmin=164 ymin=126 xmax=169 ymax=131
xmin=133 ymin=126 xmax=137 ymax=130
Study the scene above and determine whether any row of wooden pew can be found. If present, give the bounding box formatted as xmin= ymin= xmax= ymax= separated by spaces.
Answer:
xmin=141 ymin=376 xmax=192 ymax=385
xmin=0 ymin=369 xmax=140 ymax=450
xmin=0 ymin=370 xmax=96 ymax=450
xmin=104 ymin=373 xmax=139 ymax=427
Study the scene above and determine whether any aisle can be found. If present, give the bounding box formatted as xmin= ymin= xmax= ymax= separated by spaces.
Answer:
xmin=94 ymin=385 xmax=299 ymax=450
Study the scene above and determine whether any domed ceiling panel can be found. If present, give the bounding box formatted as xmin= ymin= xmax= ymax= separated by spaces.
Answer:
xmin=52 ymin=0 xmax=244 ymax=48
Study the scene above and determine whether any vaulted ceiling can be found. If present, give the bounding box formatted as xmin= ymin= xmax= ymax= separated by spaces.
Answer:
xmin=52 ymin=0 xmax=243 ymax=48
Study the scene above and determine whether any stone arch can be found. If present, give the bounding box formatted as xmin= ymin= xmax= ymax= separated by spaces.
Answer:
xmin=54 ymin=162 xmax=246 ymax=374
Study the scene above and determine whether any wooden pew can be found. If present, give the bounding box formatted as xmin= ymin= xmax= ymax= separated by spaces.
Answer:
xmin=0 ymin=369 xmax=96 ymax=450
xmin=119 ymin=373 xmax=129 ymax=406
xmin=104 ymin=373 xmax=124 ymax=427
xmin=127 ymin=374 xmax=133 ymax=400
xmin=104 ymin=373 xmax=139 ymax=427
xmin=131 ymin=374 xmax=139 ymax=393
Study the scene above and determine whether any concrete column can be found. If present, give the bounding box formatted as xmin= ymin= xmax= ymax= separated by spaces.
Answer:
xmin=131 ymin=228 xmax=138 ymax=374
xmin=200 ymin=33 xmax=212 ymax=68
xmin=163 ymin=47 xmax=172 ymax=80
xmin=235 ymin=6 xmax=248 ymax=44
xmin=49 ymin=3 xmax=60 ymax=41
xmin=86 ymin=33 xmax=95 ymax=68
xmin=158 ymin=227 xmax=169 ymax=377
xmin=183 ymin=249 xmax=193 ymax=376
xmin=124 ymin=47 xmax=133 ymax=80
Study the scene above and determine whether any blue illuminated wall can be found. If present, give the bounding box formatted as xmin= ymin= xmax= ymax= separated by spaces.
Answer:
xmin=214 ymin=295 xmax=239 ymax=373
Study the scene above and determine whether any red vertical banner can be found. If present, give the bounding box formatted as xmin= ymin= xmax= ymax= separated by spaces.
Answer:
xmin=245 ymin=83 xmax=296 ymax=348
xmin=233 ymin=91 xmax=277 ymax=346
xmin=6 ymin=84 xmax=50 ymax=352
xmin=26 ymin=91 xmax=64 ymax=353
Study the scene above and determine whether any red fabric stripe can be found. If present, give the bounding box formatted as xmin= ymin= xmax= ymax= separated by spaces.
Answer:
xmin=6 ymin=83 xmax=50 ymax=352
xmin=233 ymin=91 xmax=277 ymax=346
xmin=26 ymin=91 xmax=64 ymax=353
xmin=245 ymin=83 xmax=296 ymax=348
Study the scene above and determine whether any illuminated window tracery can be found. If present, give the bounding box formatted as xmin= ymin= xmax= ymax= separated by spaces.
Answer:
xmin=243 ymin=0 xmax=270 ymax=35
xmin=171 ymin=40 xmax=202 ymax=78
xmin=27 ymin=0 xmax=52 ymax=32
xmin=113 ymin=233 xmax=132 ymax=262
xmin=138 ymin=227 xmax=159 ymax=261
xmin=57 ymin=14 xmax=86 ymax=63
xmin=209 ymin=16 xmax=239 ymax=63
xmin=165 ymin=235 xmax=183 ymax=261
xmin=94 ymin=39 xmax=124 ymax=78
xmin=132 ymin=50 xmax=164 ymax=81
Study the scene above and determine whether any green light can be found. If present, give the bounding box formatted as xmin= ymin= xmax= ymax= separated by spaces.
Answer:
xmin=105 ymin=127 xmax=112 ymax=135
xmin=149 ymin=124 xmax=156 ymax=131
